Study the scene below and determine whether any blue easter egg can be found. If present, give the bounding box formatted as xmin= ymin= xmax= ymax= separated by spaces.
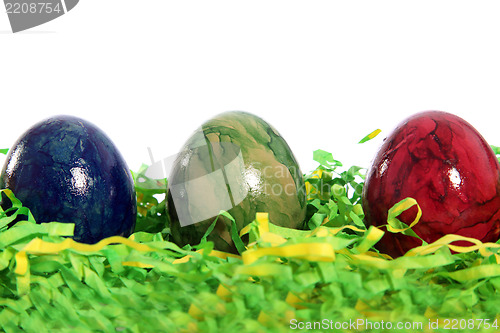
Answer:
xmin=0 ymin=115 xmax=136 ymax=243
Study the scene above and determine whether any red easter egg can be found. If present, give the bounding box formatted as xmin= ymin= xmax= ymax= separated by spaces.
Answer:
xmin=362 ymin=111 xmax=500 ymax=257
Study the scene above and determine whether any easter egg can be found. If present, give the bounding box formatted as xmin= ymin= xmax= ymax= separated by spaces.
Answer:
xmin=362 ymin=111 xmax=500 ymax=257
xmin=0 ymin=116 xmax=137 ymax=243
xmin=167 ymin=111 xmax=306 ymax=253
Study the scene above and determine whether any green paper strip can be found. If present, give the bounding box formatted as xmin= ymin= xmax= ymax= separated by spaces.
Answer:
xmin=313 ymin=149 xmax=342 ymax=169
xmin=358 ymin=129 xmax=381 ymax=143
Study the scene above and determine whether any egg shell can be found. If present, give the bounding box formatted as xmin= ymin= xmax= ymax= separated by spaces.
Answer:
xmin=167 ymin=111 xmax=306 ymax=253
xmin=362 ymin=111 xmax=500 ymax=257
xmin=0 ymin=116 xmax=137 ymax=244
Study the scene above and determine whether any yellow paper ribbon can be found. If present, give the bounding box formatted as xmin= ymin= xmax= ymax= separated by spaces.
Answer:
xmin=13 ymin=236 xmax=164 ymax=295
xmin=172 ymin=248 xmax=240 ymax=264
xmin=405 ymin=234 xmax=500 ymax=257
xmin=242 ymin=242 xmax=335 ymax=265
xmin=386 ymin=197 xmax=422 ymax=233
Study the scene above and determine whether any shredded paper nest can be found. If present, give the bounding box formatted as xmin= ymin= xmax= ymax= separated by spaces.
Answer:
xmin=1 ymin=137 xmax=500 ymax=333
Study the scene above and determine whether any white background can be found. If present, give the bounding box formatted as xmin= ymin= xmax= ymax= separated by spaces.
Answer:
xmin=1 ymin=1 xmax=500 ymax=175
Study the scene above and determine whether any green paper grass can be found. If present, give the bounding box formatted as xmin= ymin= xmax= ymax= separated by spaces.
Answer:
xmin=1 ymin=137 xmax=500 ymax=332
